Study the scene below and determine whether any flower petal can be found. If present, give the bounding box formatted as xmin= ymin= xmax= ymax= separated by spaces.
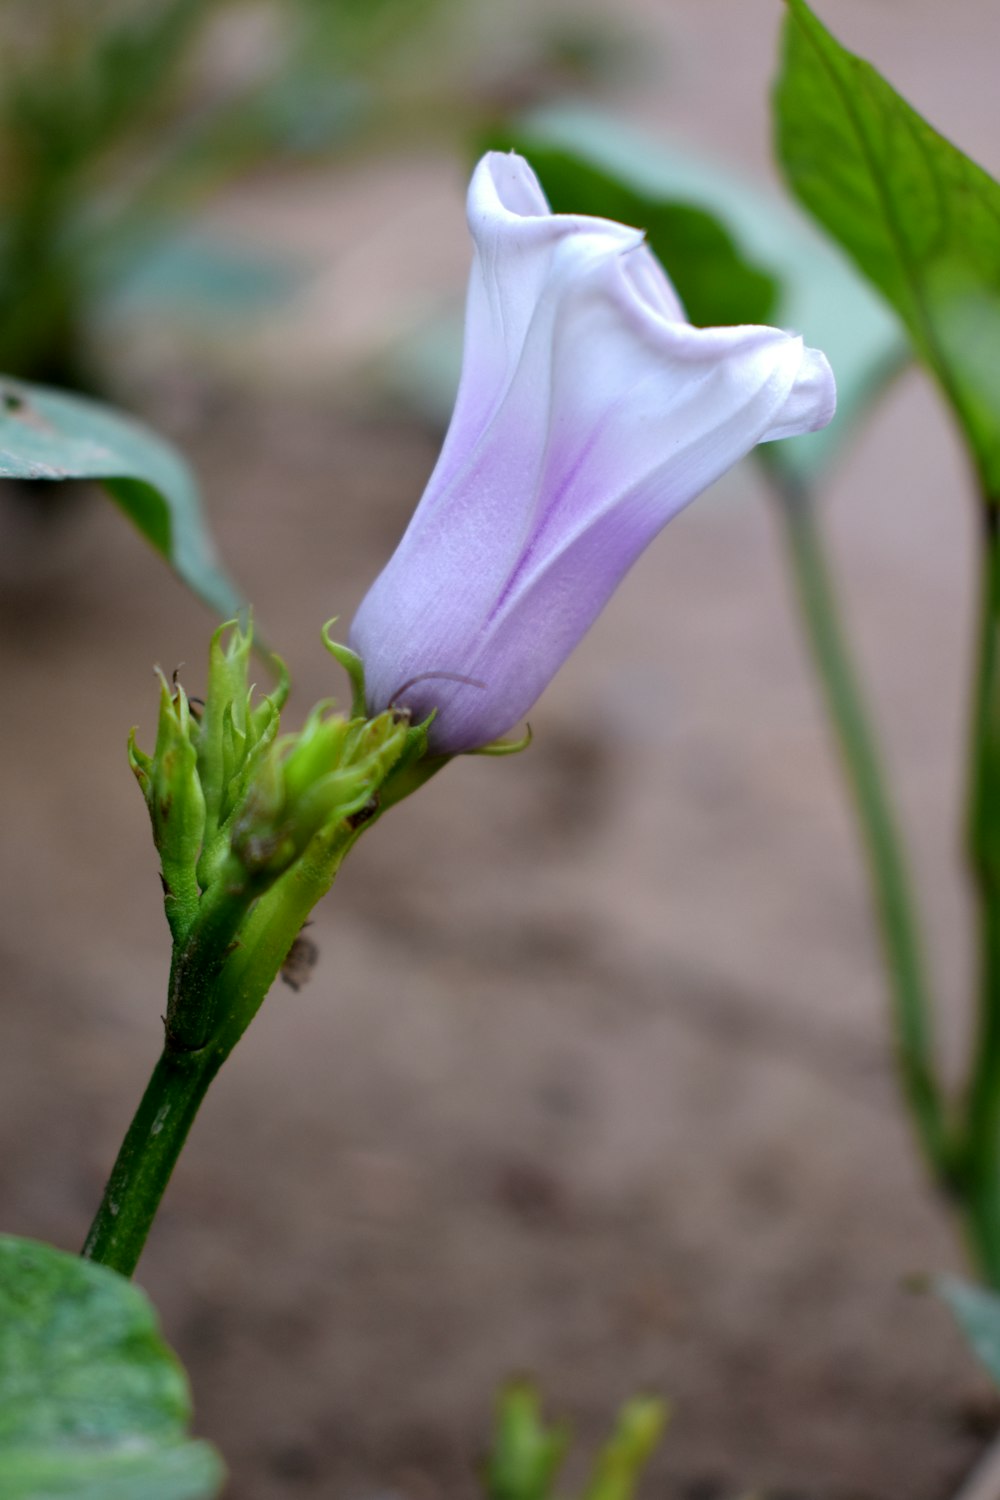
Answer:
xmin=385 ymin=325 xmax=833 ymax=752
xmin=350 ymin=152 xmax=836 ymax=753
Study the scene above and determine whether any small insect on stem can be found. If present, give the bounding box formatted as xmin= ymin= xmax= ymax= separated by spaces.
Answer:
xmin=281 ymin=926 xmax=319 ymax=992
xmin=387 ymin=671 xmax=487 ymax=716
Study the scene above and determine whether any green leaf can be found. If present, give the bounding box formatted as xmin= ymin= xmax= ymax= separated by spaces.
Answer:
xmin=0 ymin=377 xmax=243 ymax=617
xmin=775 ymin=0 xmax=1000 ymax=497
xmin=0 ymin=1234 xmax=224 ymax=1499
xmin=939 ymin=1274 xmax=1000 ymax=1389
xmin=477 ymin=106 xmax=907 ymax=484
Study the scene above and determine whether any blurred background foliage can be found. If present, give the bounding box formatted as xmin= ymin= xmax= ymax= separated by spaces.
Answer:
xmin=0 ymin=0 xmax=627 ymax=394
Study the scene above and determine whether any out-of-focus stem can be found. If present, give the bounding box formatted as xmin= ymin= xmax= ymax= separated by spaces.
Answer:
xmin=961 ymin=503 xmax=1000 ymax=1286
xmin=770 ymin=465 xmax=951 ymax=1184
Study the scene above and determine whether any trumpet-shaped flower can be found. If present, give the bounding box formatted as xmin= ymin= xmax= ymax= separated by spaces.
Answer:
xmin=350 ymin=152 xmax=836 ymax=753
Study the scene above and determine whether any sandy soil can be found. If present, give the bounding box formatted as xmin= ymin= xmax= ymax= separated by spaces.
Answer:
xmin=3 ymin=2 xmax=1000 ymax=1497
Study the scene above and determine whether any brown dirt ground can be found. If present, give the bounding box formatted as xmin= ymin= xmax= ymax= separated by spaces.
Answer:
xmin=4 ymin=3 xmax=1000 ymax=1498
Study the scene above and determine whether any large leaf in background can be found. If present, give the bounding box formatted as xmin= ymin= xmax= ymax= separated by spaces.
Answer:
xmin=938 ymin=1275 xmax=1000 ymax=1389
xmin=107 ymin=230 xmax=301 ymax=322
xmin=492 ymin=106 xmax=906 ymax=485
xmin=487 ymin=137 xmax=779 ymax=329
xmin=775 ymin=0 xmax=1000 ymax=497
xmin=0 ymin=377 xmax=242 ymax=616
xmin=0 ymin=1235 xmax=224 ymax=1499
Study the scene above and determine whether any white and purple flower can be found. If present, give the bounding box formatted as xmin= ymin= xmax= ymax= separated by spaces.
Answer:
xmin=350 ymin=152 xmax=836 ymax=753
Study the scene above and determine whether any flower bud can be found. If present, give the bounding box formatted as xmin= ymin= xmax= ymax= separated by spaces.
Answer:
xmin=350 ymin=152 xmax=836 ymax=753
xmin=230 ymin=707 xmax=411 ymax=880
xmin=195 ymin=616 xmax=287 ymax=893
xmin=129 ymin=671 xmax=205 ymax=940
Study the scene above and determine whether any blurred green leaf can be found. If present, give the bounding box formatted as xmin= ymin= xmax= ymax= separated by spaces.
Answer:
xmin=582 ymin=1398 xmax=668 ymax=1500
xmin=483 ymin=1384 xmax=570 ymax=1500
xmin=482 ymin=106 xmax=907 ymax=483
xmin=0 ymin=1234 xmax=224 ymax=1499
xmin=775 ymin=0 xmax=1000 ymax=497
xmin=481 ymin=1384 xmax=667 ymax=1500
xmin=939 ymin=1275 xmax=1000 ymax=1389
xmin=108 ymin=230 xmax=301 ymax=320
xmin=0 ymin=376 xmax=242 ymax=617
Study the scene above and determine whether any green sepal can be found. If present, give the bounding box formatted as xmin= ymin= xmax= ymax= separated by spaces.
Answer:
xmin=375 ymin=716 xmax=448 ymax=814
xmin=253 ymin=650 xmax=290 ymax=723
xmin=195 ymin=616 xmax=254 ymax=882
xmin=469 ymin=724 xmax=533 ymax=757
xmin=322 ymin=620 xmax=367 ymax=719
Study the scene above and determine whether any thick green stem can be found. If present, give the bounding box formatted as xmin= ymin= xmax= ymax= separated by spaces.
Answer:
xmin=81 ymin=1041 xmax=227 ymax=1277
xmin=962 ymin=505 xmax=1000 ymax=1284
xmin=771 ymin=468 xmax=950 ymax=1181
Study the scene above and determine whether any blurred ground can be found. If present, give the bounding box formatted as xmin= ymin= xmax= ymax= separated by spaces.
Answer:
xmin=2 ymin=1 xmax=1000 ymax=1497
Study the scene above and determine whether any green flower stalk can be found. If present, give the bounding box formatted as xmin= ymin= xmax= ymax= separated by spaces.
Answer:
xmin=83 ymin=616 xmax=432 ymax=1277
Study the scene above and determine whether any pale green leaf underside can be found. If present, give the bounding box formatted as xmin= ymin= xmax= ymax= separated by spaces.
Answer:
xmin=775 ymin=0 xmax=1000 ymax=495
xmin=0 ymin=1235 xmax=223 ymax=1500
xmin=939 ymin=1275 xmax=1000 ymax=1390
xmin=0 ymin=378 xmax=243 ymax=616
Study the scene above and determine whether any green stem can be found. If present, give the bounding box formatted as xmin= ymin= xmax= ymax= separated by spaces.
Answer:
xmin=164 ymin=856 xmax=260 ymax=1051
xmin=81 ymin=1041 xmax=227 ymax=1277
xmin=82 ymin=829 xmax=354 ymax=1277
xmin=961 ymin=504 xmax=1000 ymax=1284
xmin=771 ymin=467 xmax=950 ymax=1181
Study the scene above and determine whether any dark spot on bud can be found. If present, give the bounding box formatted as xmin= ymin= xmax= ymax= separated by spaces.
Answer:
xmin=346 ymin=795 xmax=380 ymax=831
xmin=158 ymin=794 xmax=173 ymax=823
